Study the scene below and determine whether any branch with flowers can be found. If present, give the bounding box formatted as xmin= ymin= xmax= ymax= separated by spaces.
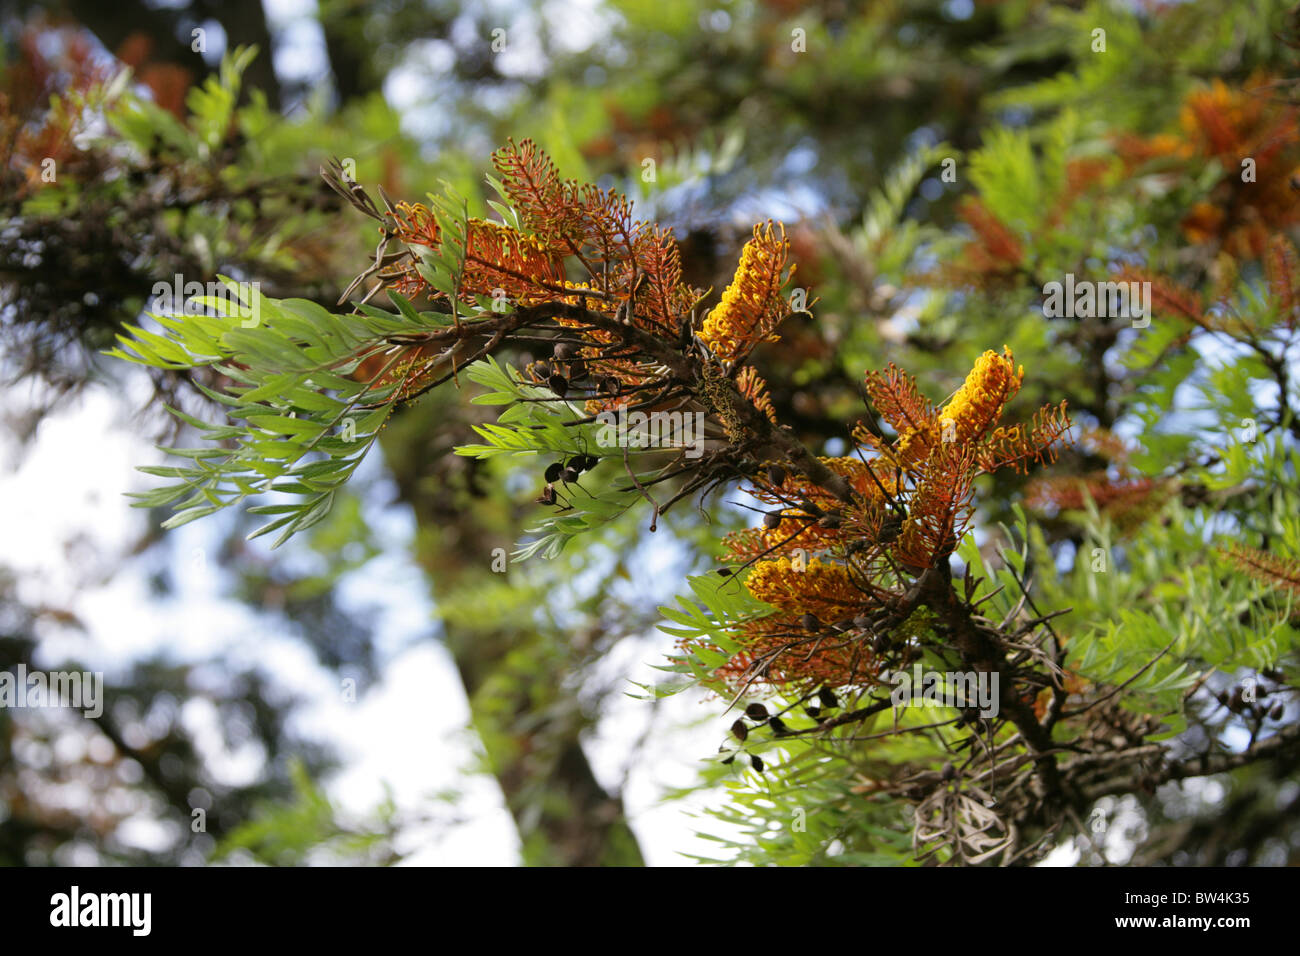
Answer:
xmin=113 ymin=136 xmax=1299 ymax=866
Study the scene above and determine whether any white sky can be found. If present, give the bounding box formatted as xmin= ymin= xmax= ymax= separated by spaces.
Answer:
xmin=0 ymin=370 xmax=743 ymax=865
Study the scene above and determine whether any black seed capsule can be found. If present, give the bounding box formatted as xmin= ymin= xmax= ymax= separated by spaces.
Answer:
xmin=721 ymin=755 xmax=735 ymax=765
xmin=817 ymin=688 xmax=838 ymax=710
xmin=942 ymin=762 xmax=956 ymax=781
xmin=804 ymin=705 xmax=821 ymax=720
xmin=751 ymin=755 xmax=765 ymax=773
xmin=801 ymin=613 xmax=820 ymax=631
xmin=818 ymin=512 xmax=842 ymax=529
xmin=768 ymin=716 xmax=790 ymax=736
xmin=579 ymin=455 xmax=599 ymax=471
xmin=547 ymin=374 xmax=568 ymax=397
xmin=763 ymin=511 xmax=782 ymax=530
xmin=553 ymin=342 xmax=576 ymax=361
xmin=873 ymin=633 xmax=893 ymax=654
xmin=767 ymin=464 xmax=787 ymax=486
xmin=745 ymin=703 xmax=769 ymax=721
xmin=535 ymin=361 xmax=552 ymax=380
xmin=730 ymin=719 xmax=748 ymax=741
xmin=718 ymin=567 xmax=733 ymax=577
xmin=853 ymin=613 xmax=873 ymax=629
xmin=545 ymin=462 xmax=564 ymax=483
xmin=561 ymin=466 xmax=581 ymax=483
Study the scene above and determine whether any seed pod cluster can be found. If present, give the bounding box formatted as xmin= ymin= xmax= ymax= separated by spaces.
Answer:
xmin=537 ymin=453 xmax=600 ymax=507
xmin=545 ymin=454 xmax=598 ymax=484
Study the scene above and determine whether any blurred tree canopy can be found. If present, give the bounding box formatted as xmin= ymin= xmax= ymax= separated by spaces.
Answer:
xmin=4 ymin=0 xmax=1300 ymax=866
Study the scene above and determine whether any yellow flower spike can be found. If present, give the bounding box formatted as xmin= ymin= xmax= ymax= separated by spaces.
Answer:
xmin=744 ymin=557 xmax=861 ymax=617
xmin=698 ymin=222 xmax=791 ymax=363
xmin=938 ymin=345 xmax=1024 ymax=444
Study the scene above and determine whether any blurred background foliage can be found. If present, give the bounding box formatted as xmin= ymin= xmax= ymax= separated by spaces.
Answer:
xmin=2 ymin=0 xmax=1300 ymax=865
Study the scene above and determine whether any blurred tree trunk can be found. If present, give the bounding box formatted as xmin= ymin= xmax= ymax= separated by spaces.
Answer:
xmin=45 ymin=0 xmax=281 ymax=110
xmin=379 ymin=403 xmax=645 ymax=867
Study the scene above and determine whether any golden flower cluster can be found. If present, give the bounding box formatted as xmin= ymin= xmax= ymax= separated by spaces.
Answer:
xmin=697 ymin=222 xmax=791 ymax=363
xmin=937 ymin=346 xmax=1024 ymax=444
xmin=744 ymin=557 xmax=862 ymax=618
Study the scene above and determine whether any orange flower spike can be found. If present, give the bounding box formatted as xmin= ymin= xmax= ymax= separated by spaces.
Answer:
xmin=392 ymin=202 xmax=439 ymax=246
xmin=938 ymin=345 xmax=1024 ymax=443
xmin=892 ymin=422 xmax=941 ymax=469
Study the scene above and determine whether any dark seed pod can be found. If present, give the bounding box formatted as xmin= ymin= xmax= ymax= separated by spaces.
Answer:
xmin=942 ymin=762 xmax=956 ymax=782
xmin=768 ymin=716 xmax=790 ymax=736
xmin=818 ymin=512 xmax=842 ymax=529
xmin=817 ymin=688 xmax=838 ymax=710
xmin=751 ymin=754 xmax=765 ymax=773
xmin=873 ymin=633 xmax=893 ymax=654
xmin=763 ymin=511 xmax=782 ymax=530
xmin=547 ymin=374 xmax=568 ymax=397
xmin=718 ymin=567 xmax=733 ymax=577
xmin=544 ymin=462 xmax=564 ymax=483
xmin=853 ymin=613 xmax=873 ymax=629
xmin=553 ymin=342 xmax=576 ymax=361
xmin=745 ymin=703 xmax=769 ymax=720
xmin=1262 ymin=667 xmax=1285 ymax=682
xmin=1216 ymin=689 xmax=1230 ymax=707
xmin=1229 ymin=686 xmax=1246 ymax=713
xmin=804 ymin=705 xmax=821 ymax=720
xmin=579 ymin=455 xmax=600 ymax=471
xmin=730 ymin=719 xmax=748 ymax=741
xmin=1270 ymin=703 xmax=1284 ymax=721
xmin=721 ymin=755 xmax=735 ymax=765
xmin=534 ymin=361 xmax=552 ymax=380
xmin=561 ymin=466 xmax=581 ymax=483
xmin=800 ymin=612 xmax=820 ymax=631
xmin=766 ymin=464 xmax=787 ymax=486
